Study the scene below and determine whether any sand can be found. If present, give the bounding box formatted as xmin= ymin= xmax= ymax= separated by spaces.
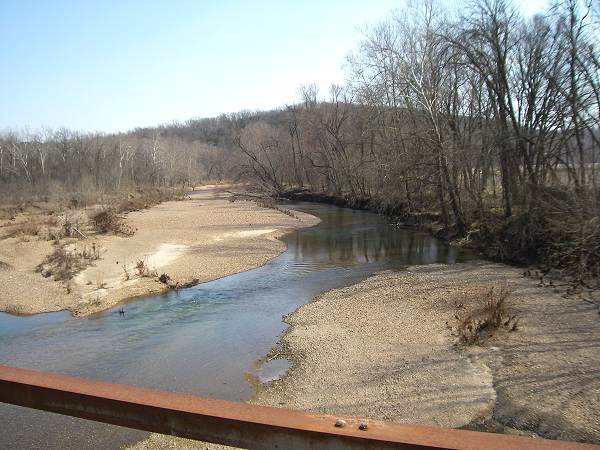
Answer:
xmin=255 ymin=262 xmax=600 ymax=443
xmin=130 ymin=261 xmax=600 ymax=449
xmin=0 ymin=187 xmax=319 ymax=316
xmin=0 ymin=238 xmax=73 ymax=315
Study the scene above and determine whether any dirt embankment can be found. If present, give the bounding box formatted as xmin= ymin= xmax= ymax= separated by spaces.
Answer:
xmin=0 ymin=187 xmax=319 ymax=316
xmin=131 ymin=261 xmax=600 ymax=449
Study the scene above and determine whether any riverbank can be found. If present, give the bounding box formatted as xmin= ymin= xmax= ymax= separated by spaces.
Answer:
xmin=0 ymin=187 xmax=319 ymax=316
xmin=255 ymin=261 xmax=600 ymax=443
xmin=131 ymin=260 xmax=600 ymax=449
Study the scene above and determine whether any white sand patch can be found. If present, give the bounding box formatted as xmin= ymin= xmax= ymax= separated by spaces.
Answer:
xmin=146 ymin=243 xmax=188 ymax=269
xmin=235 ymin=229 xmax=277 ymax=238
xmin=214 ymin=229 xmax=277 ymax=242
xmin=74 ymin=243 xmax=187 ymax=302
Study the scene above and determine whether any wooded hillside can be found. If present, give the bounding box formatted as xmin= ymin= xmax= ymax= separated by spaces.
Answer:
xmin=2 ymin=0 xmax=599 ymax=286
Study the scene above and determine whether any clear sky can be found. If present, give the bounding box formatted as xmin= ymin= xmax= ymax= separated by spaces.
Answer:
xmin=0 ymin=0 xmax=547 ymax=134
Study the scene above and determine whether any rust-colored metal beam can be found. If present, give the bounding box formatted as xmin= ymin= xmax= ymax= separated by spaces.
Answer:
xmin=0 ymin=365 xmax=597 ymax=450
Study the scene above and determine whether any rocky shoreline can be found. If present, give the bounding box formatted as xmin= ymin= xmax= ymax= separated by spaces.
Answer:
xmin=131 ymin=261 xmax=600 ymax=449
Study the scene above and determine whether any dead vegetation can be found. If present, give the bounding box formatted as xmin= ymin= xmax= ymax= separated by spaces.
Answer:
xmin=89 ymin=208 xmax=135 ymax=236
xmin=0 ymin=187 xmax=186 ymax=294
xmin=453 ymin=285 xmax=519 ymax=346
xmin=116 ymin=188 xmax=187 ymax=213
xmin=36 ymin=243 xmax=101 ymax=282
xmin=122 ymin=263 xmax=131 ymax=281
xmin=1 ymin=187 xmax=185 ymax=242
xmin=4 ymin=215 xmax=61 ymax=240
xmin=135 ymin=259 xmax=157 ymax=278
xmin=158 ymin=273 xmax=171 ymax=284
xmin=229 ymin=193 xmax=300 ymax=220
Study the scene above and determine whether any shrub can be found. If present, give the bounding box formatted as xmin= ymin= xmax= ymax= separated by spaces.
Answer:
xmin=477 ymin=187 xmax=600 ymax=290
xmin=5 ymin=215 xmax=58 ymax=239
xmin=116 ymin=188 xmax=186 ymax=213
xmin=122 ymin=264 xmax=130 ymax=281
xmin=80 ymin=243 xmax=100 ymax=260
xmin=37 ymin=243 xmax=101 ymax=281
xmin=37 ymin=245 xmax=79 ymax=281
xmin=135 ymin=259 xmax=157 ymax=278
xmin=158 ymin=273 xmax=171 ymax=284
xmin=89 ymin=208 xmax=134 ymax=236
xmin=455 ymin=285 xmax=518 ymax=345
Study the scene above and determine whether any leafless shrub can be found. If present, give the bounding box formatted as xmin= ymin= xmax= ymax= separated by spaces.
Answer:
xmin=122 ymin=263 xmax=130 ymax=281
xmin=37 ymin=243 xmax=101 ymax=281
xmin=455 ymin=285 xmax=518 ymax=346
xmin=37 ymin=245 xmax=80 ymax=281
xmin=0 ymin=260 xmax=12 ymax=271
xmin=79 ymin=242 xmax=100 ymax=261
xmin=135 ymin=259 xmax=157 ymax=278
xmin=15 ymin=220 xmax=42 ymax=237
xmin=89 ymin=208 xmax=135 ymax=236
xmin=158 ymin=273 xmax=171 ymax=284
xmin=116 ymin=188 xmax=186 ymax=213
xmin=175 ymin=278 xmax=199 ymax=289
xmin=541 ymin=188 xmax=600 ymax=290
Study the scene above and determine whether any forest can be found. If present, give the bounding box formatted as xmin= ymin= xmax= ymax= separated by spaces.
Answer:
xmin=1 ymin=0 xmax=599 ymax=286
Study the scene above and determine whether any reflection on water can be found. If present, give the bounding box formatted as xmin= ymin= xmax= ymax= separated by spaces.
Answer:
xmin=0 ymin=202 xmax=471 ymax=449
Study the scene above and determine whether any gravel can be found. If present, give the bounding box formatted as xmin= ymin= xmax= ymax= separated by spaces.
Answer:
xmin=130 ymin=261 xmax=600 ymax=448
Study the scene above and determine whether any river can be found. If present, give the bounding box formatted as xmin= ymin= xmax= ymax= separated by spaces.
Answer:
xmin=0 ymin=201 xmax=471 ymax=449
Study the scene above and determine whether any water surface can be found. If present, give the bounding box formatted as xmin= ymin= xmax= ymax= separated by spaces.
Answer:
xmin=0 ymin=202 xmax=470 ymax=449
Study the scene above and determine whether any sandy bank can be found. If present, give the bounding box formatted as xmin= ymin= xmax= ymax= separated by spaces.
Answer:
xmin=255 ymin=261 xmax=600 ymax=443
xmin=131 ymin=261 xmax=600 ymax=449
xmin=0 ymin=188 xmax=319 ymax=316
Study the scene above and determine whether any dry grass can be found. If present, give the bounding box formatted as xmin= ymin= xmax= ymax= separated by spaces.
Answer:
xmin=115 ymin=188 xmax=187 ymax=213
xmin=135 ymin=259 xmax=157 ymax=278
xmin=2 ymin=211 xmax=89 ymax=242
xmin=36 ymin=243 xmax=101 ymax=282
xmin=454 ymin=285 xmax=519 ymax=345
xmin=89 ymin=208 xmax=135 ymax=236
xmin=2 ymin=187 xmax=186 ymax=242
xmin=4 ymin=215 xmax=58 ymax=239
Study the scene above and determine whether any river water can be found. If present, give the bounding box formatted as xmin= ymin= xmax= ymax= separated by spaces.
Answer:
xmin=0 ymin=201 xmax=470 ymax=449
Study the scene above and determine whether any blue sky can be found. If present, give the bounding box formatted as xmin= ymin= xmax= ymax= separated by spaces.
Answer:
xmin=0 ymin=0 xmax=547 ymax=133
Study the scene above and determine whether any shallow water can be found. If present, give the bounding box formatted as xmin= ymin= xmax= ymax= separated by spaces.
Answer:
xmin=0 ymin=202 xmax=471 ymax=449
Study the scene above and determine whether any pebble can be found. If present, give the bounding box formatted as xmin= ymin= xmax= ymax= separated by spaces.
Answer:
xmin=334 ymin=419 xmax=346 ymax=428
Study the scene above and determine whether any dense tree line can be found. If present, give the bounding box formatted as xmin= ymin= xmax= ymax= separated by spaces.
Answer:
xmin=0 ymin=128 xmax=226 ymax=196
xmin=231 ymin=0 xmax=600 ymax=283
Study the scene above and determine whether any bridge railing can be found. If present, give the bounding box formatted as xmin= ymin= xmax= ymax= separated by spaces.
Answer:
xmin=0 ymin=365 xmax=597 ymax=450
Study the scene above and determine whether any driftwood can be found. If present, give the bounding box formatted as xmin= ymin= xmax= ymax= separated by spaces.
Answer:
xmin=72 ymin=226 xmax=87 ymax=239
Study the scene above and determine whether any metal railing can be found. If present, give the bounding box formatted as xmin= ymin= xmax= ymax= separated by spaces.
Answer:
xmin=0 ymin=364 xmax=597 ymax=450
